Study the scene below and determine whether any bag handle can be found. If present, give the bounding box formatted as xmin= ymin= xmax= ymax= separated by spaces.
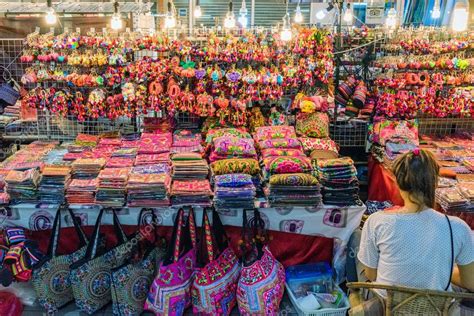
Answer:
xmin=84 ymin=208 xmax=128 ymax=261
xmin=47 ymin=205 xmax=88 ymax=258
xmin=164 ymin=208 xmax=185 ymax=264
xmin=188 ymin=207 xmax=197 ymax=249
xmin=197 ymin=208 xmax=229 ymax=266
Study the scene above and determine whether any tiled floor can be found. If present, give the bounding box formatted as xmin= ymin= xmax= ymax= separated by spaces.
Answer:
xmin=22 ymin=293 xmax=299 ymax=315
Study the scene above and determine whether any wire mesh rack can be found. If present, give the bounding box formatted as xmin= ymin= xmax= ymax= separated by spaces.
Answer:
xmin=0 ymin=38 xmax=28 ymax=82
xmin=418 ymin=116 xmax=474 ymax=136
xmin=330 ymin=120 xmax=368 ymax=148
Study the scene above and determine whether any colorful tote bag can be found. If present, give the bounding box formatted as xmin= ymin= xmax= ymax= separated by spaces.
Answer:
xmin=192 ymin=209 xmax=240 ymax=315
xmin=145 ymin=208 xmax=197 ymax=315
xmin=296 ymin=112 xmax=329 ymax=138
xmin=32 ymin=206 xmax=89 ymax=314
xmin=111 ymin=209 xmax=167 ymax=316
xmin=70 ymin=209 xmax=136 ymax=315
xmin=237 ymin=210 xmax=285 ymax=315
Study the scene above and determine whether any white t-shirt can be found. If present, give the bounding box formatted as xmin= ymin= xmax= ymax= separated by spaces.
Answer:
xmin=358 ymin=208 xmax=474 ymax=291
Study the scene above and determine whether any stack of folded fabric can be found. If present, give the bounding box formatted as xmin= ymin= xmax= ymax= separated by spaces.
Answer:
xmin=316 ymin=157 xmax=361 ymax=206
xmin=436 ymin=187 xmax=470 ymax=212
xmin=134 ymin=152 xmax=170 ymax=166
xmin=171 ymin=130 xmax=203 ymax=154
xmin=171 ymin=179 xmax=212 ymax=206
xmin=71 ymin=158 xmax=106 ymax=179
xmin=214 ymin=174 xmax=256 ymax=209
xmin=95 ymin=168 xmax=129 ymax=207
xmin=132 ymin=164 xmax=170 ymax=175
xmin=458 ymin=182 xmax=474 ymax=208
xmin=210 ymin=158 xmax=261 ymax=189
xmin=66 ymin=178 xmax=97 ymax=205
xmin=267 ymin=173 xmax=321 ymax=207
xmin=107 ymin=146 xmax=136 ymax=168
xmin=127 ymin=173 xmax=171 ymax=207
xmin=5 ymin=168 xmax=40 ymax=204
xmin=172 ymin=153 xmax=209 ymax=180
xmin=74 ymin=134 xmax=99 ymax=148
xmin=39 ymin=165 xmax=71 ymax=204
xmin=138 ymin=132 xmax=172 ymax=154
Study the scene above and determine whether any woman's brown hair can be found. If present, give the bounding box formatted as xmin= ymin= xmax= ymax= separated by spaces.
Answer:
xmin=392 ymin=149 xmax=439 ymax=211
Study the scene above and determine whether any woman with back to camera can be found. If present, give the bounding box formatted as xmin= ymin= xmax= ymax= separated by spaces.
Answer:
xmin=357 ymin=148 xmax=474 ymax=292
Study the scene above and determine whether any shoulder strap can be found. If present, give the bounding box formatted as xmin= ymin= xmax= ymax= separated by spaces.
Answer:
xmin=111 ymin=209 xmax=128 ymax=245
xmin=197 ymin=209 xmax=214 ymax=267
xmin=66 ymin=207 xmax=88 ymax=248
xmin=46 ymin=205 xmax=62 ymax=257
xmin=164 ymin=208 xmax=185 ymax=264
xmin=212 ymin=208 xmax=229 ymax=252
xmin=188 ymin=207 xmax=197 ymax=249
xmin=445 ymin=215 xmax=454 ymax=291
xmin=83 ymin=208 xmax=106 ymax=261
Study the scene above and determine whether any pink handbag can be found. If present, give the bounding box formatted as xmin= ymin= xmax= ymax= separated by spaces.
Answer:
xmin=144 ymin=208 xmax=197 ymax=315
xmin=236 ymin=210 xmax=285 ymax=315
xmin=191 ymin=209 xmax=240 ymax=315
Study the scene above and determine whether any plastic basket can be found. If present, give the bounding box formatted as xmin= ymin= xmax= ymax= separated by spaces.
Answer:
xmin=286 ymin=283 xmax=350 ymax=316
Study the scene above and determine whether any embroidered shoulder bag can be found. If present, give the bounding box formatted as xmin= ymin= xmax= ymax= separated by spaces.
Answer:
xmin=192 ymin=209 xmax=240 ymax=315
xmin=32 ymin=206 xmax=89 ymax=314
xmin=236 ymin=210 xmax=286 ymax=316
xmin=144 ymin=208 xmax=197 ymax=315
xmin=111 ymin=209 xmax=167 ymax=316
xmin=70 ymin=208 xmax=137 ymax=315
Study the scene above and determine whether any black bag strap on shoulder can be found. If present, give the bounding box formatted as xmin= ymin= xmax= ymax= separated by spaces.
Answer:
xmin=445 ymin=215 xmax=454 ymax=291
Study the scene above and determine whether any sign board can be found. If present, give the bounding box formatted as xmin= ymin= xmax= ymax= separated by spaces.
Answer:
xmin=366 ymin=2 xmax=385 ymax=25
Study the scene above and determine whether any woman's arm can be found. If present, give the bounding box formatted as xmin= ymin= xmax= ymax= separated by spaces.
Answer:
xmin=452 ymin=263 xmax=474 ymax=292
xmin=363 ymin=266 xmax=378 ymax=282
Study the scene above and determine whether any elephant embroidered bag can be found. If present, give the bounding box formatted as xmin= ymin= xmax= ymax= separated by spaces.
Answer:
xmin=144 ymin=208 xmax=197 ymax=315
xmin=192 ymin=209 xmax=240 ymax=315
xmin=70 ymin=209 xmax=137 ymax=315
xmin=237 ymin=210 xmax=285 ymax=315
xmin=32 ymin=206 xmax=89 ymax=314
xmin=111 ymin=209 xmax=167 ymax=316
xmin=296 ymin=112 xmax=329 ymax=138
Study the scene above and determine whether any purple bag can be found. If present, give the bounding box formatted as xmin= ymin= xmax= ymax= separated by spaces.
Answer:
xmin=191 ymin=209 xmax=240 ymax=315
xmin=144 ymin=208 xmax=197 ymax=315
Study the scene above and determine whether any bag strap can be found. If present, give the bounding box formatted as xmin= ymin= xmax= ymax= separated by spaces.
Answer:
xmin=84 ymin=208 xmax=128 ymax=260
xmin=212 ymin=209 xmax=229 ymax=252
xmin=188 ymin=207 xmax=197 ymax=249
xmin=445 ymin=215 xmax=454 ymax=291
xmin=198 ymin=209 xmax=215 ymax=266
xmin=165 ymin=208 xmax=185 ymax=264
xmin=47 ymin=206 xmax=88 ymax=257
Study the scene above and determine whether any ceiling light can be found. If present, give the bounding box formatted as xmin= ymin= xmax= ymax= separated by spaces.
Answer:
xmin=294 ymin=2 xmax=303 ymax=23
xmin=224 ymin=1 xmax=236 ymax=29
xmin=194 ymin=0 xmax=202 ymax=18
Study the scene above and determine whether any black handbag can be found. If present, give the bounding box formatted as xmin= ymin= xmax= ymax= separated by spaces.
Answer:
xmin=31 ymin=206 xmax=89 ymax=314
xmin=70 ymin=208 xmax=137 ymax=315
xmin=110 ymin=208 xmax=167 ymax=316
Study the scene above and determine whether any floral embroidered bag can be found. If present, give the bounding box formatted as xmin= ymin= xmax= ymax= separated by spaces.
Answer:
xmin=32 ymin=206 xmax=89 ymax=314
xmin=237 ymin=210 xmax=285 ymax=315
xmin=144 ymin=208 xmax=197 ymax=315
xmin=70 ymin=209 xmax=137 ymax=315
xmin=110 ymin=209 xmax=167 ymax=316
xmin=192 ymin=209 xmax=240 ymax=315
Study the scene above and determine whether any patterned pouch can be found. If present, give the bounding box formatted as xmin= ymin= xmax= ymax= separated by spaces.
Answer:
xmin=237 ymin=210 xmax=285 ymax=315
xmin=263 ymin=156 xmax=313 ymax=175
xmin=296 ymin=112 xmax=329 ymax=138
xmin=211 ymin=158 xmax=260 ymax=176
xmin=111 ymin=209 xmax=167 ymax=316
xmin=254 ymin=126 xmax=296 ymax=142
xmin=70 ymin=209 xmax=137 ymax=315
xmin=192 ymin=209 xmax=240 ymax=315
xmin=32 ymin=206 xmax=89 ymax=314
xmin=145 ymin=208 xmax=197 ymax=315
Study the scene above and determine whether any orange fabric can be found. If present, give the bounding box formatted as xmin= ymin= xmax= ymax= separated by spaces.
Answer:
xmin=439 ymin=168 xmax=457 ymax=179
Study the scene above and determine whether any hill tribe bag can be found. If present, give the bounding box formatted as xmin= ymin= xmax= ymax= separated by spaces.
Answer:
xmin=70 ymin=208 xmax=137 ymax=315
xmin=192 ymin=208 xmax=240 ymax=315
xmin=110 ymin=209 xmax=167 ymax=316
xmin=31 ymin=206 xmax=89 ymax=313
xmin=145 ymin=208 xmax=197 ymax=315
xmin=236 ymin=209 xmax=286 ymax=315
